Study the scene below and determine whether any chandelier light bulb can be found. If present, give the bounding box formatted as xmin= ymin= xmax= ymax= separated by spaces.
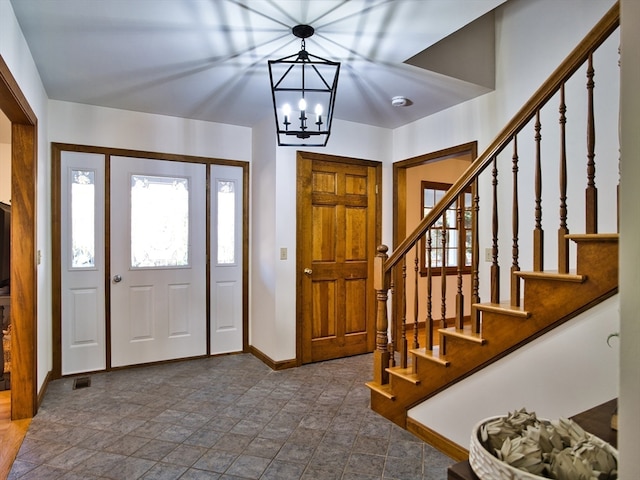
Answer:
xmin=314 ymin=104 xmax=323 ymax=129
xmin=282 ymin=103 xmax=291 ymax=130
xmin=298 ymin=98 xmax=307 ymax=111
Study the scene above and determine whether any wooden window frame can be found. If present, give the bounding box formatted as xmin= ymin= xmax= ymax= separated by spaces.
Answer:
xmin=420 ymin=181 xmax=472 ymax=276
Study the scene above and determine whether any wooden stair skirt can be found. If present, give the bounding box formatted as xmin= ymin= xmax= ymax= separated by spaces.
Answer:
xmin=368 ymin=234 xmax=618 ymax=432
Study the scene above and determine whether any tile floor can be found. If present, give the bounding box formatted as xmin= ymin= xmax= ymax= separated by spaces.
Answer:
xmin=8 ymin=353 xmax=454 ymax=479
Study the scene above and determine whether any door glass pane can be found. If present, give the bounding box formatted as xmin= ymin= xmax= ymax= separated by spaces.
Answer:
xmin=217 ymin=180 xmax=236 ymax=265
xmin=131 ymin=175 xmax=189 ymax=268
xmin=71 ymin=169 xmax=96 ymax=268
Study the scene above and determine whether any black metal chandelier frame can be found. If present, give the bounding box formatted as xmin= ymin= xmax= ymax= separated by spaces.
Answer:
xmin=268 ymin=25 xmax=340 ymax=147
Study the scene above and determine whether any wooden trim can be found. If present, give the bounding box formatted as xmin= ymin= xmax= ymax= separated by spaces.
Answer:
xmin=36 ymin=370 xmax=52 ymax=409
xmin=104 ymin=155 xmax=112 ymax=369
xmin=51 ymin=146 xmax=62 ymax=378
xmin=406 ymin=416 xmax=469 ymax=462
xmin=10 ymin=123 xmax=38 ymax=419
xmin=0 ymin=57 xmax=37 ymax=125
xmin=0 ymin=55 xmax=38 ymax=421
xmin=249 ymin=345 xmax=297 ymax=371
xmin=241 ymin=161 xmax=250 ymax=352
xmin=205 ymin=166 xmax=211 ymax=354
xmin=51 ymin=142 xmax=250 ymax=167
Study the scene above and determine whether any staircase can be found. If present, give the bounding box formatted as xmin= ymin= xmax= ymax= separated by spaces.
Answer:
xmin=366 ymin=3 xmax=620 ymax=445
xmin=368 ymin=234 xmax=617 ymax=426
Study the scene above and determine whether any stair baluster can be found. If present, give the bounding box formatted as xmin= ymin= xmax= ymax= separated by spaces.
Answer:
xmin=534 ymin=110 xmax=544 ymax=271
xmin=426 ymin=231 xmax=434 ymax=349
xmin=559 ymin=84 xmax=570 ymax=273
xmin=455 ymin=193 xmax=465 ymax=329
xmin=413 ymin=251 xmax=420 ymax=350
xmin=586 ymin=53 xmax=598 ymax=234
xmin=472 ymin=183 xmax=481 ymax=333
xmin=511 ymin=137 xmax=521 ymax=306
xmin=400 ymin=259 xmax=408 ymax=368
xmin=491 ymin=157 xmax=500 ymax=304
xmin=441 ymin=218 xmax=448 ymax=328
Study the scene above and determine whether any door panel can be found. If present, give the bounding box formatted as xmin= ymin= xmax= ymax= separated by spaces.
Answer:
xmin=210 ymin=164 xmax=244 ymax=354
xmin=60 ymin=151 xmax=106 ymax=375
xmin=298 ymin=155 xmax=379 ymax=363
xmin=110 ymin=156 xmax=206 ymax=367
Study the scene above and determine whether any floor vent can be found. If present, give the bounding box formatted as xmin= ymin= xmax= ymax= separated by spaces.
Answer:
xmin=73 ymin=376 xmax=91 ymax=390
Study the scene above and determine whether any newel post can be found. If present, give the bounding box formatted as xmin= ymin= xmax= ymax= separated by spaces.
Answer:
xmin=373 ymin=245 xmax=390 ymax=385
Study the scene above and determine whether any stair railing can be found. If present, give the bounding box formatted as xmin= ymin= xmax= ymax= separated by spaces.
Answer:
xmin=373 ymin=2 xmax=620 ymax=386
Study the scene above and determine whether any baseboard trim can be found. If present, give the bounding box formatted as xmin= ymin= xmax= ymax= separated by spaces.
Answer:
xmin=249 ymin=346 xmax=297 ymax=371
xmin=37 ymin=370 xmax=53 ymax=410
xmin=407 ymin=416 xmax=469 ymax=462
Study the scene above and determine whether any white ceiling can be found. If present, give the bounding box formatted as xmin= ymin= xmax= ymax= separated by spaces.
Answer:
xmin=9 ymin=0 xmax=507 ymax=130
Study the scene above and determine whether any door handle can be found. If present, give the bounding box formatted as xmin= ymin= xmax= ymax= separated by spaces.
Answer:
xmin=113 ymin=274 xmax=122 ymax=283
xmin=304 ymin=268 xmax=313 ymax=275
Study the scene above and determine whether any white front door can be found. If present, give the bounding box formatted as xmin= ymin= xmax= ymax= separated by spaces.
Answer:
xmin=109 ymin=156 xmax=207 ymax=367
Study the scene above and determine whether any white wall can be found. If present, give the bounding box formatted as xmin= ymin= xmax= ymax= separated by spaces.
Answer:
xmin=48 ymin=100 xmax=251 ymax=161
xmin=0 ymin=0 xmax=51 ymax=392
xmin=249 ymin=116 xmax=279 ymax=358
xmin=618 ymin=0 xmax=640 ymax=477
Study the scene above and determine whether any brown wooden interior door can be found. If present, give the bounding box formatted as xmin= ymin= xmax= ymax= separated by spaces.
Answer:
xmin=298 ymin=153 xmax=379 ymax=364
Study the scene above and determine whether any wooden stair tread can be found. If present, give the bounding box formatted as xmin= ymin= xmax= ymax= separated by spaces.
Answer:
xmin=566 ymin=233 xmax=619 ymax=242
xmin=410 ymin=346 xmax=451 ymax=367
xmin=386 ymin=366 xmax=421 ymax=385
xmin=515 ymin=270 xmax=586 ymax=282
xmin=439 ymin=325 xmax=487 ymax=345
xmin=473 ymin=301 xmax=531 ymax=318
xmin=365 ymin=381 xmax=396 ymax=400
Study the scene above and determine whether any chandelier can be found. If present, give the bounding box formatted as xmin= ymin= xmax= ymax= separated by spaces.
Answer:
xmin=268 ymin=25 xmax=340 ymax=147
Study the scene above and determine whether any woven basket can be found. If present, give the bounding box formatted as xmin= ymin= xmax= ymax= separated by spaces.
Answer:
xmin=468 ymin=416 xmax=618 ymax=480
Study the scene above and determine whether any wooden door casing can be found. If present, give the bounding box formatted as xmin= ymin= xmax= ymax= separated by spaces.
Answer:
xmin=297 ymin=152 xmax=381 ymax=364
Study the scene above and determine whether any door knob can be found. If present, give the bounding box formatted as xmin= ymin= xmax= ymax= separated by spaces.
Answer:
xmin=304 ymin=268 xmax=313 ymax=275
xmin=113 ymin=274 xmax=122 ymax=283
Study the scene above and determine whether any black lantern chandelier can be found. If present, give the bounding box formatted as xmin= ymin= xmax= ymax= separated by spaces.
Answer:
xmin=268 ymin=25 xmax=340 ymax=147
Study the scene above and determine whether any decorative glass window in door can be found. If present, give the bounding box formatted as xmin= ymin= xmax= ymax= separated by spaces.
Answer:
xmin=216 ymin=180 xmax=236 ymax=265
xmin=130 ymin=175 xmax=190 ymax=268
xmin=70 ymin=169 xmax=96 ymax=268
xmin=420 ymin=181 xmax=472 ymax=275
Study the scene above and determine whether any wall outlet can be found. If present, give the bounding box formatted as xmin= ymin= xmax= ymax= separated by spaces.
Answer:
xmin=280 ymin=247 xmax=287 ymax=260
xmin=485 ymin=248 xmax=492 ymax=263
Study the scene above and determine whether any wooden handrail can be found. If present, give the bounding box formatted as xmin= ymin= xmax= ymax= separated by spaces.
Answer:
xmin=383 ymin=2 xmax=619 ymax=273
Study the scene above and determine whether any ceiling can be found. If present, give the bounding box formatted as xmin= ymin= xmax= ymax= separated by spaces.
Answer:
xmin=9 ymin=0 xmax=507 ymax=131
